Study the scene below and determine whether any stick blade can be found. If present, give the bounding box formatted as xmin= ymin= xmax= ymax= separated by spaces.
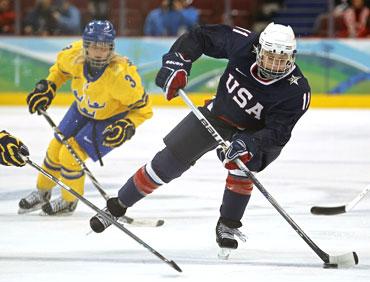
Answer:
xmin=310 ymin=205 xmax=346 ymax=215
xmin=324 ymin=252 xmax=359 ymax=268
xmin=169 ymin=260 xmax=182 ymax=272
xmin=119 ymin=217 xmax=165 ymax=227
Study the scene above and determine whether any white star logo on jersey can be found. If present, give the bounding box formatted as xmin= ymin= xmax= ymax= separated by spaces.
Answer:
xmin=288 ymin=75 xmax=301 ymax=85
xmin=252 ymin=45 xmax=259 ymax=54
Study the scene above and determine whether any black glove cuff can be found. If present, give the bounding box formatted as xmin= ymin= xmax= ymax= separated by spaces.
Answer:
xmin=232 ymin=133 xmax=257 ymax=156
xmin=155 ymin=67 xmax=174 ymax=89
xmin=122 ymin=119 xmax=135 ymax=140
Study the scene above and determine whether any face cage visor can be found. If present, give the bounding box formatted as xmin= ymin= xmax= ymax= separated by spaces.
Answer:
xmin=256 ymin=47 xmax=295 ymax=80
xmin=83 ymin=40 xmax=114 ymax=69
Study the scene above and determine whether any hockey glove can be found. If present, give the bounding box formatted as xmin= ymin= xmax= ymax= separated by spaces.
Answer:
xmin=0 ymin=130 xmax=29 ymax=167
xmin=102 ymin=119 xmax=135 ymax=148
xmin=27 ymin=79 xmax=56 ymax=114
xmin=217 ymin=134 xmax=255 ymax=170
xmin=155 ymin=52 xmax=192 ymax=100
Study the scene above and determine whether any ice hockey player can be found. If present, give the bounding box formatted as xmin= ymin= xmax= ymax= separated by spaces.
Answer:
xmin=18 ymin=20 xmax=153 ymax=215
xmin=89 ymin=23 xmax=311 ymax=256
xmin=0 ymin=130 xmax=29 ymax=167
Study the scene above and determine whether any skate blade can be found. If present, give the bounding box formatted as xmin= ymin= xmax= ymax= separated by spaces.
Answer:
xmin=86 ymin=229 xmax=94 ymax=236
xmin=218 ymin=248 xmax=232 ymax=260
xmin=39 ymin=210 xmax=75 ymax=216
xmin=17 ymin=204 xmax=43 ymax=214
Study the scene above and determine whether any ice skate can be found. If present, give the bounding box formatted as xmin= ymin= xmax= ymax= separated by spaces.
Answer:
xmin=90 ymin=197 xmax=127 ymax=233
xmin=18 ymin=190 xmax=51 ymax=214
xmin=40 ymin=197 xmax=78 ymax=215
xmin=216 ymin=219 xmax=246 ymax=260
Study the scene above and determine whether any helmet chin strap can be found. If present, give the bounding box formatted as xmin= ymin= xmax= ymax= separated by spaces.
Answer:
xmin=257 ymin=68 xmax=269 ymax=80
xmin=257 ymin=66 xmax=280 ymax=80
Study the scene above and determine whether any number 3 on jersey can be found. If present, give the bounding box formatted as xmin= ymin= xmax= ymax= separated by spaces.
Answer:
xmin=125 ymin=75 xmax=136 ymax=88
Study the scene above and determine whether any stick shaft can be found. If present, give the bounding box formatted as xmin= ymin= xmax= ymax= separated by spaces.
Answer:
xmin=346 ymin=184 xmax=370 ymax=211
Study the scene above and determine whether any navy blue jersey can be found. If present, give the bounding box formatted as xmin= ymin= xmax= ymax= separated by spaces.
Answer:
xmin=170 ymin=24 xmax=311 ymax=152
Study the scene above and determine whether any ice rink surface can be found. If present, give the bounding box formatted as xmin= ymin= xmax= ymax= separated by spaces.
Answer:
xmin=0 ymin=106 xmax=369 ymax=282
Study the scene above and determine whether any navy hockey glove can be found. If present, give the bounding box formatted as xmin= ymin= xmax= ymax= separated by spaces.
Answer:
xmin=27 ymin=79 xmax=56 ymax=114
xmin=102 ymin=119 xmax=135 ymax=148
xmin=217 ymin=134 xmax=255 ymax=170
xmin=155 ymin=52 xmax=192 ymax=100
xmin=0 ymin=130 xmax=29 ymax=167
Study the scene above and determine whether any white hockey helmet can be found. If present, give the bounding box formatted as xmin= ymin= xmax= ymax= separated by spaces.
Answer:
xmin=256 ymin=23 xmax=297 ymax=79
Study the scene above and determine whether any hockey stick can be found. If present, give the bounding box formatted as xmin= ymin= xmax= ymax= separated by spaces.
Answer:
xmin=311 ymin=184 xmax=370 ymax=215
xmin=22 ymin=154 xmax=181 ymax=273
xmin=38 ymin=109 xmax=164 ymax=227
xmin=178 ymin=89 xmax=358 ymax=268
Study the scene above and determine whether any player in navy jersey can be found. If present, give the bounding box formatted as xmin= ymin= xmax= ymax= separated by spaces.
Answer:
xmin=89 ymin=23 xmax=311 ymax=256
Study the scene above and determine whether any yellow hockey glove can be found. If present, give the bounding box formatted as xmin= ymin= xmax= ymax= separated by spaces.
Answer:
xmin=26 ymin=79 xmax=56 ymax=114
xmin=102 ymin=119 xmax=135 ymax=148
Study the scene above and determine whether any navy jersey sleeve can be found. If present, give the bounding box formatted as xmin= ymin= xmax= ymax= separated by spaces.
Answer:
xmin=169 ymin=24 xmax=257 ymax=62
xmin=246 ymin=91 xmax=310 ymax=171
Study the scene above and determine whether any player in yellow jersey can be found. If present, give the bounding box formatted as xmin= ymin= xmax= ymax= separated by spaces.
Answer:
xmin=18 ymin=20 xmax=153 ymax=215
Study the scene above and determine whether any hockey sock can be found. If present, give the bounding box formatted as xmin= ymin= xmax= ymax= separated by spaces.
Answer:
xmin=220 ymin=171 xmax=253 ymax=221
xmin=37 ymin=154 xmax=61 ymax=190
xmin=60 ymin=167 xmax=85 ymax=202
xmin=118 ymin=163 xmax=164 ymax=207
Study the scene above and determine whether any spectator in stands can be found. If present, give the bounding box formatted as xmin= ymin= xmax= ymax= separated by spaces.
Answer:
xmin=23 ymin=0 xmax=57 ymax=36
xmin=83 ymin=0 xmax=109 ymax=27
xmin=253 ymin=0 xmax=283 ymax=32
xmin=181 ymin=0 xmax=199 ymax=29
xmin=334 ymin=0 xmax=350 ymax=16
xmin=0 ymin=0 xmax=15 ymax=34
xmin=342 ymin=0 xmax=369 ymax=37
xmin=53 ymin=0 xmax=81 ymax=35
xmin=313 ymin=0 xmax=370 ymax=37
xmin=144 ymin=0 xmax=194 ymax=36
xmin=313 ymin=0 xmax=349 ymax=37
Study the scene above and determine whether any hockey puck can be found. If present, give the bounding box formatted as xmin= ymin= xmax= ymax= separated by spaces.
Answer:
xmin=156 ymin=219 xmax=165 ymax=227
xmin=353 ymin=251 xmax=359 ymax=265
xmin=323 ymin=263 xmax=338 ymax=269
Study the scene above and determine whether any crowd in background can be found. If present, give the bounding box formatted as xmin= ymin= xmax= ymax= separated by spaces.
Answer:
xmin=314 ymin=0 xmax=370 ymax=37
xmin=144 ymin=0 xmax=199 ymax=36
xmin=0 ymin=0 xmax=370 ymax=37
xmin=0 ymin=0 xmax=109 ymax=36
xmin=0 ymin=0 xmax=15 ymax=34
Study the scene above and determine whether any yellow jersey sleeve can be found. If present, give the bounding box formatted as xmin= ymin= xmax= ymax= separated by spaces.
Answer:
xmin=46 ymin=41 xmax=83 ymax=89
xmin=111 ymin=61 xmax=153 ymax=128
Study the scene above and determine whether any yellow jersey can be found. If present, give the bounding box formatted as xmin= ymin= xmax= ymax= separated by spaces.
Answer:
xmin=47 ymin=40 xmax=153 ymax=127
